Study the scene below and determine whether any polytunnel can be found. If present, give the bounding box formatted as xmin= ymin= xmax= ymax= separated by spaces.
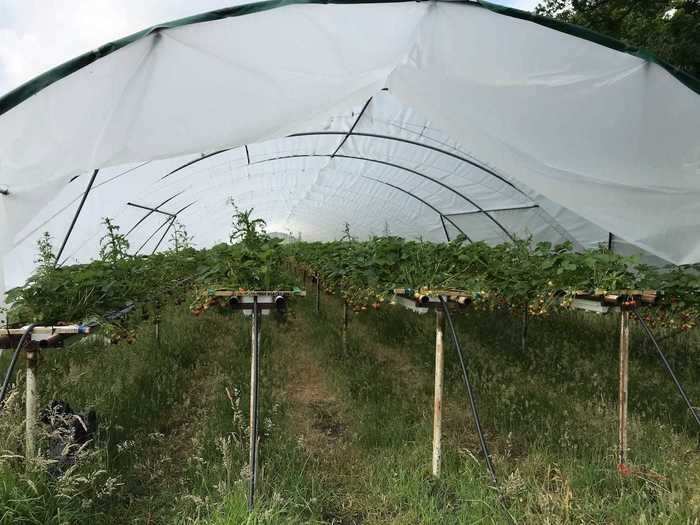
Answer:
xmin=1 ymin=0 xmax=700 ymax=312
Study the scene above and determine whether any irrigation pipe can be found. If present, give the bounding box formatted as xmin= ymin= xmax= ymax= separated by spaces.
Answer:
xmin=632 ymin=310 xmax=700 ymax=428
xmin=0 ymin=324 xmax=37 ymax=411
xmin=438 ymin=297 xmax=515 ymax=524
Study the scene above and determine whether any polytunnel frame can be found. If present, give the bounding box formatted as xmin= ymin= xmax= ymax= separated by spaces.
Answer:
xmin=1 ymin=2 xmax=698 ymax=519
xmin=42 ymin=94 xmax=560 ymax=266
xmin=174 ymin=169 xmax=448 ymax=240
xmin=235 ymin=152 xmax=513 ymax=240
xmin=132 ymin=201 xmax=197 ymax=257
xmin=360 ymin=175 xmax=466 ymax=241
xmin=6 ymin=0 xmax=694 ymax=268
xmin=157 ymin=130 xmax=534 ymax=244
xmin=1 ymin=0 xmax=699 ymax=263
xmin=124 ymin=192 xmax=184 ymax=237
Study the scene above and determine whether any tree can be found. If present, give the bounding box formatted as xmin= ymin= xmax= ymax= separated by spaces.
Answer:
xmin=535 ymin=0 xmax=700 ymax=79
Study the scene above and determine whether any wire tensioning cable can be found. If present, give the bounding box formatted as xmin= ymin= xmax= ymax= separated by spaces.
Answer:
xmin=0 ymin=324 xmax=37 ymax=411
xmin=438 ymin=297 xmax=516 ymax=524
xmin=632 ymin=309 xmax=700 ymax=428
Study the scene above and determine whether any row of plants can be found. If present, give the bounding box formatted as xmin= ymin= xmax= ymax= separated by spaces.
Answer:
xmin=4 ymin=201 xmax=298 ymax=328
xmin=5 ymin=207 xmax=699 ymax=333
xmin=288 ymin=235 xmax=700 ymax=331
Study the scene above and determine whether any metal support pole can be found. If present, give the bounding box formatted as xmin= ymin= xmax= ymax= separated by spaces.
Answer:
xmin=432 ymin=309 xmax=445 ymax=477
xmin=151 ymin=216 xmax=176 ymax=255
xmin=618 ymin=310 xmax=630 ymax=467
xmin=25 ymin=349 xmax=39 ymax=461
xmin=315 ymin=276 xmax=320 ymax=315
xmin=248 ymin=296 xmax=261 ymax=511
xmin=342 ymin=299 xmax=349 ymax=353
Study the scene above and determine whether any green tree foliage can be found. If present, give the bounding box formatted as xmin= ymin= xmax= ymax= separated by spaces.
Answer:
xmin=535 ymin=0 xmax=700 ymax=78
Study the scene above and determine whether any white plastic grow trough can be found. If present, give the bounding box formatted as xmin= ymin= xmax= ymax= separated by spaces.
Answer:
xmin=571 ymin=298 xmax=616 ymax=314
xmin=240 ymin=296 xmax=274 ymax=317
xmin=393 ymin=294 xmax=440 ymax=315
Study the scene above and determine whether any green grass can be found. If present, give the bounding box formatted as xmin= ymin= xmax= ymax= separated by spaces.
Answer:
xmin=1 ymin=291 xmax=699 ymax=523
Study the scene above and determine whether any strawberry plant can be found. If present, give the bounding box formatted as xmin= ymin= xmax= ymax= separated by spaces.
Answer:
xmin=288 ymin=236 xmax=700 ymax=332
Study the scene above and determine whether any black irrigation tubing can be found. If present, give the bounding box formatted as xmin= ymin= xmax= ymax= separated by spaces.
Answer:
xmin=0 ymin=324 xmax=37 ymax=412
xmin=438 ymin=297 xmax=516 ymax=525
xmin=632 ymin=309 xmax=700 ymax=428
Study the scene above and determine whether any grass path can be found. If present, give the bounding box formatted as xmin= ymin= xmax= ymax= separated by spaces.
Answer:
xmin=2 ymin=293 xmax=700 ymax=524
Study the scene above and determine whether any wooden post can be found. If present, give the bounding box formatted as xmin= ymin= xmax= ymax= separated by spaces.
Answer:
xmin=315 ymin=276 xmax=320 ymax=315
xmin=25 ymin=349 xmax=39 ymax=461
xmin=155 ymin=300 xmax=161 ymax=345
xmin=521 ymin=305 xmax=529 ymax=352
xmin=432 ymin=309 xmax=445 ymax=477
xmin=342 ymin=299 xmax=349 ymax=353
xmin=618 ymin=309 xmax=630 ymax=467
xmin=248 ymin=296 xmax=260 ymax=511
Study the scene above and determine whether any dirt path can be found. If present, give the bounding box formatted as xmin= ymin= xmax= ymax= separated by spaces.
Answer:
xmin=281 ymin=314 xmax=353 ymax=456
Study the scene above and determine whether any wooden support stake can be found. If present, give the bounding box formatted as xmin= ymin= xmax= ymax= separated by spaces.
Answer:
xmin=315 ymin=276 xmax=321 ymax=315
xmin=25 ymin=349 xmax=39 ymax=461
xmin=432 ymin=309 xmax=445 ymax=477
xmin=342 ymin=300 xmax=349 ymax=353
xmin=155 ymin=300 xmax=161 ymax=345
xmin=248 ymin=297 xmax=261 ymax=511
xmin=618 ymin=310 xmax=630 ymax=467
xmin=521 ymin=305 xmax=529 ymax=352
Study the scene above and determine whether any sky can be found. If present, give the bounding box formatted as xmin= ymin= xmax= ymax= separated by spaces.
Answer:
xmin=0 ymin=0 xmax=539 ymax=97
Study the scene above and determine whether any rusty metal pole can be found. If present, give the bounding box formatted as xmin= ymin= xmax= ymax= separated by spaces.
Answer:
xmin=25 ymin=348 xmax=39 ymax=461
xmin=618 ymin=309 xmax=630 ymax=468
xmin=432 ymin=309 xmax=445 ymax=477
xmin=248 ymin=296 xmax=261 ymax=511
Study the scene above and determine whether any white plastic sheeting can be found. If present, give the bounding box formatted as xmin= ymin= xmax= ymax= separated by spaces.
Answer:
xmin=1 ymin=0 xmax=699 ymax=309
